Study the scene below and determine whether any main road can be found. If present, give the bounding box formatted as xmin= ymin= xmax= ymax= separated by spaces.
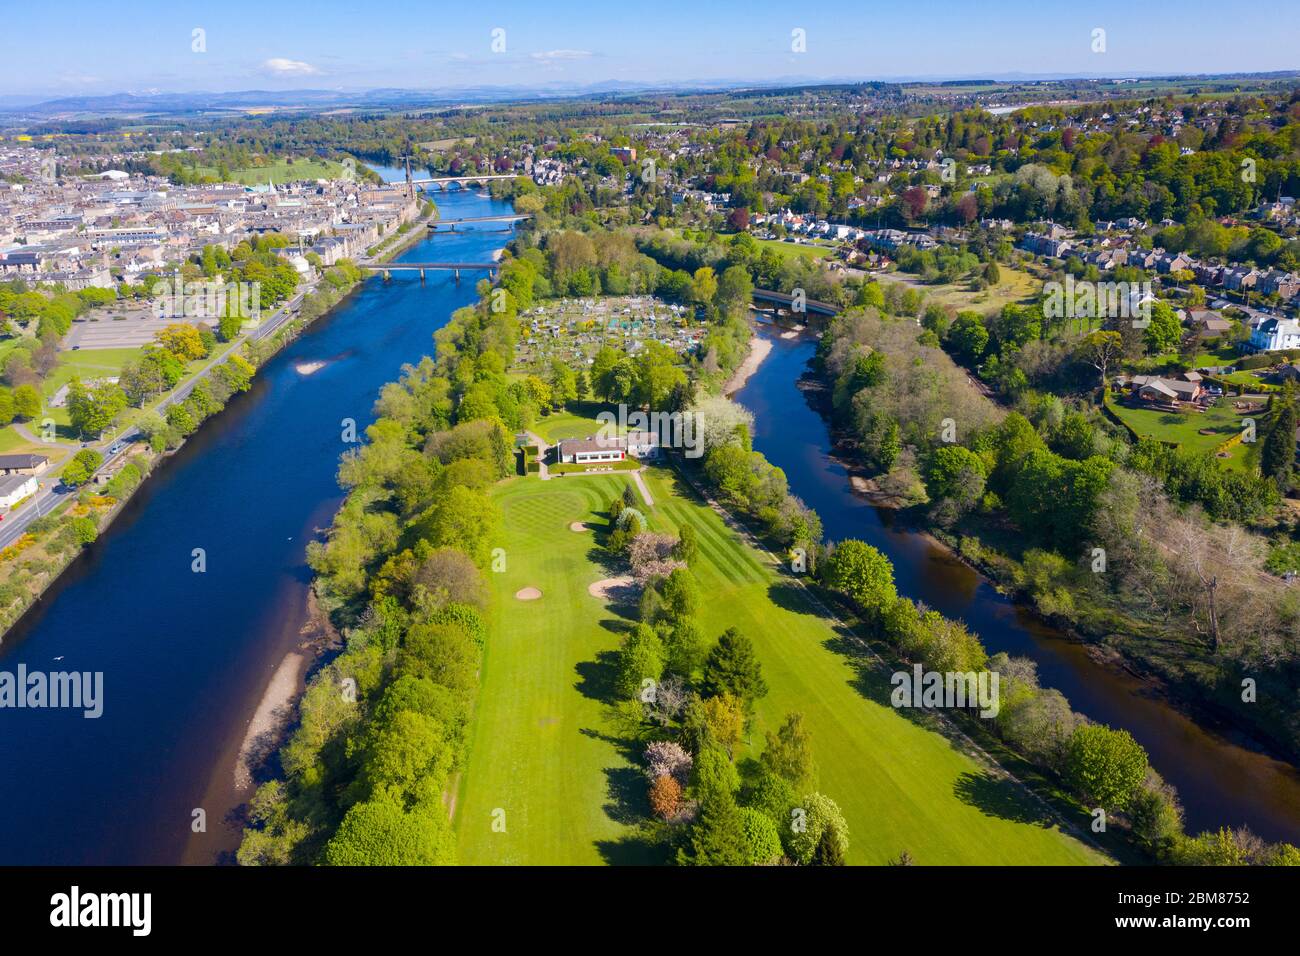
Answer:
xmin=0 ymin=286 xmax=311 ymax=551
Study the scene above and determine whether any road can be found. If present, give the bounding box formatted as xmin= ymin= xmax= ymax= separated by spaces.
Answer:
xmin=0 ymin=285 xmax=311 ymax=550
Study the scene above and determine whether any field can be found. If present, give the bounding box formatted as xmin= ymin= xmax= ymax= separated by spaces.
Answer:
xmin=531 ymin=404 xmax=611 ymax=444
xmin=1107 ymin=397 xmax=1253 ymax=469
xmin=874 ymin=264 xmax=1041 ymax=314
xmin=193 ymin=158 xmax=346 ymax=185
xmin=42 ymin=347 xmax=140 ymax=397
xmin=454 ymin=465 xmax=1104 ymax=865
xmin=752 ymin=237 xmax=837 ymax=260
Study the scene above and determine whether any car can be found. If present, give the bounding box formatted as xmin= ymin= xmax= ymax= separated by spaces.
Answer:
xmin=109 ymin=442 xmax=125 ymax=456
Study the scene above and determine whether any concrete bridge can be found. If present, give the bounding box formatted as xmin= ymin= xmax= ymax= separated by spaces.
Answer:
xmin=407 ymin=174 xmax=518 ymax=191
xmin=752 ymin=288 xmax=840 ymax=317
xmin=427 ymin=213 xmax=533 ymax=232
xmin=359 ymin=262 xmax=498 ymax=282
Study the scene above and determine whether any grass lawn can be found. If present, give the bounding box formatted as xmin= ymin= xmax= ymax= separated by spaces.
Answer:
xmin=1108 ymin=397 xmax=1255 ymax=470
xmin=455 ymin=466 xmax=1105 ymax=866
xmin=43 ymin=347 xmax=142 ymax=398
xmin=0 ymin=426 xmax=71 ymax=460
xmin=531 ymin=405 xmax=610 ymax=444
xmin=752 ymin=237 xmax=837 ymax=260
xmin=874 ymin=265 xmax=1040 ymax=314
xmin=192 ymin=158 xmax=345 ymax=185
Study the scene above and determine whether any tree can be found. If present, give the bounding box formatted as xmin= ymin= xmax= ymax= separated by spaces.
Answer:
xmin=648 ymin=774 xmax=682 ymax=819
xmin=738 ymin=806 xmax=783 ymax=865
xmin=822 ymin=539 xmax=897 ymax=611
xmin=947 ymin=311 xmax=989 ymax=361
xmin=761 ymin=712 xmax=816 ymax=791
xmin=615 ymin=623 xmax=664 ymax=700
xmin=1261 ymin=395 xmax=1298 ymax=488
xmin=811 ymin=826 xmax=847 ymax=865
xmin=322 ymin=800 xmax=454 ymax=865
xmin=902 ymin=186 xmax=928 ymax=221
xmin=60 ymin=449 xmax=103 ymax=488
xmin=701 ymin=627 xmax=768 ymax=706
xmin=788 ymin=792 xmax=849 ymax=865
xmin=154 ymin=322 xmax=208 ymax=361
xmin=1063 ymin=724 xmax=1149 ymax=811
xmin=659 ymin=566 xmax=699 ymax=622
xmin=12 ymin=383 xmax=41 ymax=420
xmin=715 ymin=264 xmax=754 ymax=319
xmin=679 ymin=792 xmax=747 ymax=866
xmin=66 ymin=379 xmax=126 ymax=438
xmin=923 ymin=445 xmax=988 ymax=515
xmin=691 ymin=266 xmax=718 ymax=310
xmin=1080 ymin=330 xmax=1123 ymax=388
xmin=701 ymin=692 xmax=745 ymax=757
xmin=673 ymin=523 xmax=698 ymax=566
xmin=1142 ymin=300 xmax=1182 ymax=355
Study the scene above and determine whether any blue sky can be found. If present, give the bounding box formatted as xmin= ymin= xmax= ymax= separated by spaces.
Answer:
xmin=0 ymin=0 xmax=1293 ymax=97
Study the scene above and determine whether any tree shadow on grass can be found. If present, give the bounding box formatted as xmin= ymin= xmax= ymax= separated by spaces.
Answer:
xmin=574 ymin=649 xmax=622 ymax=701
xmin=953 ymin=770 xmax=1053 ymax=827
xmin=767 ymin=580 xmax=823 ymax=617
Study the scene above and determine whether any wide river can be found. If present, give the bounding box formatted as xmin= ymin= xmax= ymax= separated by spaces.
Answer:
xmin=0 ymin=177 xmax=513 ymax=864
xmin=734 ymin=326 xmax=1300 ymax=844
xmin=2 ymin=180 xmax=1296 ymax=864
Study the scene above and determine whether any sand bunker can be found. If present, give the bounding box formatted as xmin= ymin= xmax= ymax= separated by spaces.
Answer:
xmin=588 ymin=575 xmax=636 ymax=601
xmin=515 ymin=587 xmax=543 ymax=601
xmin=569 ymin=521 xmax=589 ymax=532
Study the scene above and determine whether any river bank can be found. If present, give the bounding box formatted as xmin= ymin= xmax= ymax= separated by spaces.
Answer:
xmin=797 ymin=337 xmax=1300 ymax=773
xmin=722 ymin=331 xmax=773 ymax=395
xmin=0 ymin=203 xmax=435 ymax=650
xmin=0 ymin=186 xmax=506 ymax=865
xmin=733 ymin=324 xmax=1300 ymax=843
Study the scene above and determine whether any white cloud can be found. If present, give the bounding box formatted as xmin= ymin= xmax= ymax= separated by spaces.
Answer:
xmin=261 ymin=58 xmax=321 ymax=76
xmin=530 ymin=50 xmax=594 ymax=63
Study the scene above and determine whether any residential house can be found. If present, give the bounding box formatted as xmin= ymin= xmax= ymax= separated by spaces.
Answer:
xmin=0 ymin=473 xmax=38 ymax=508
xmin=0 ymin=454 xmax=49 ymax=476
xmin=1249 ymin=317 xmax=1300 ymax=352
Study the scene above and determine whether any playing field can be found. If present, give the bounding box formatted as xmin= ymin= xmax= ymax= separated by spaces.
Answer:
xmin=454 ymin=466 xmax=1105 ymax=865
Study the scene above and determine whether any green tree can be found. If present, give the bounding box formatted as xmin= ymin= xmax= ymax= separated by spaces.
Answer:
xmin=673 ymin=523 xmax=698 ymax=566
xmin=67 ymin=380 xmax=126 ymax=438
xmin=788 ymin=792 xmax=849 ymax=865
xmin=615 ymin=623 xmax=664 ymax=700
xmin=322 ymin=800 xmax=454 ymax=865
xmin=1261 ymin=396 xmax=1298 ymax=488
xmin=679 ymin=792 xmax=747 ymax=866
xmin=738 ymin=806 xmax=784 ymax=865
xmin=12 ymin=383 xmax=41 ymax=421
xmin=822 ymin=539 xmax=897 ymax=611
xmin=1142 ymin=300 xmax=1182 ymax=354
xmin=761 ymin=712 xmax=816 ymax=791
xmin=1063 ymin=724 xmax=1149 ymax=811
xmin=701 ymin=627 xmax=768 ymax=706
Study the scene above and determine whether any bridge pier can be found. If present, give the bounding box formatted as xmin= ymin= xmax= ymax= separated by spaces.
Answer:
xmin=454 ymin=269 xmax=460 ymax=282
xmin=419 ymin=269 xmax=426 ymax=283
xmin=382 ymin=269 xmax=390 ymax=281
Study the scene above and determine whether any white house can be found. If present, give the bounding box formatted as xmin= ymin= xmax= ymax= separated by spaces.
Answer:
xmin=556 ymin=431 xmax=660 ymax=464
xmin=0 ymin=473 xmax=38 ymax=508
xmin=1249 ymin=317 xmax=1300 ymax=352
xmin=624 ymin=431 xmax=661 ymax=459
xmin=556 ymin=436 xmax=626 ymax=464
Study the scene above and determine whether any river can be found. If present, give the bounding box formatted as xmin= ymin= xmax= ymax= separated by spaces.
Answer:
xmin=0 ymin=176 xmax=514 ymax=864
xmin=733 ymin=325 xmax=1300 ymax=844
